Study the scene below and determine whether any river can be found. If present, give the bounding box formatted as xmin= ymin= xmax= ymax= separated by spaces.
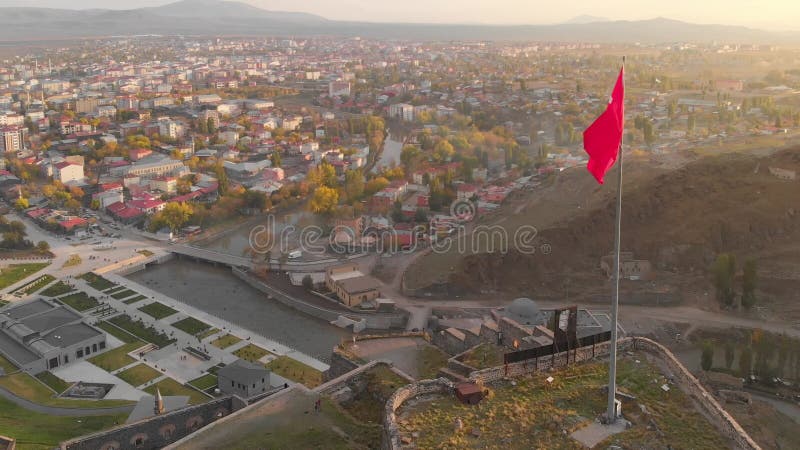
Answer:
xmin=126 ymin=259 xmax=351 ymax=363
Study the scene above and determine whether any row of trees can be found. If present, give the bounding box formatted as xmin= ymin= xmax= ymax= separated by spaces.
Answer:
xmin=711 ymin=253 xmax=757 ymax=309
xmin=701 ymin=330 xmax=800 ymax=381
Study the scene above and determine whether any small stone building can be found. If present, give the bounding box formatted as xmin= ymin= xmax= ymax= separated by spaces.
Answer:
xmin=217 ymin=359 xmax=272 ymax=399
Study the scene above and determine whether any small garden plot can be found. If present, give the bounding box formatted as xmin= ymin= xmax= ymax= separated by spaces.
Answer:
xmin=266 ymin=356 xmax=323 ymax=388
xmin=35 ymin=371 xmax=72 ymax=394
xmin=79 ymin=272 xmax=115 ymax=291
xmin=211 ymin=334 xmax=242 ymax=349
xmin=107 ymin=315 xmax=175 ymax=347
xmin=144 ymin=378 xmax=209 ymax=405
xmin=462 ymin=343 xmax=504 ymax=370
xmin=40 ymin=280 xmax=75 ymax=297
xmin=233 ymin=344 xmax=272 ymax=363
xmin=123 ymin=295 xmax=147 ymax=305
xmin=62 ymin=254 xmax=82 ymax=268
xmin=111 ymin=289 xmax=137 ymax=300
xmin=96 ymin=321 xmax=138 ymax=343
xmin=57 ymin=292 xmax=100 ymax=312
xmin=188 ymin=374 xmax=218 ymax=391
xmin=117 ymin=364 xmax=162 ymax=387
xmin=138 ymin=302 xmax=178 ymax=320
xmin=104 ymin=286 xmax=127 ymax=294
xmin=88 ymin=341 xmax=145 ymax=371
xmin=172 ymin=317 xmax=212 ymax=336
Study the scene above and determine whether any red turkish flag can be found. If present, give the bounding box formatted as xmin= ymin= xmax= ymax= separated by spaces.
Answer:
xmin=583 ymin=68 xmax=625 ymax=184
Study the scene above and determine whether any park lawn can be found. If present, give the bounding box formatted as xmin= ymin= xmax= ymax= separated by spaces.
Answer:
xmin=233 ymin=344 xmax=271 ymax=363
xmin=171 ymin=317 xmax=211 ymax=336
xmin=188 ymin=373 xmax=218 ymax=391
xmin=144 ymin=378 xmax=209 ymax=405
xmin=117 ymin=363 xmax=162 ymax=387
xmin=123 ymin=295 xmax=147 ymax=305
xmin=111 ymin=289 xmax=137 ymax=300
xmin=415 ymin=345 xmax=449 ymax=379
xmin=79 ymin=272 xmax=115 ymax=291
xmin=40 ymin=280 xmax=75 ymax=297
xmin=266 ymin=356 xmax=323 ymax=388
xmin=88 ymin=341 xmax=145 ymax=371
xmin=104 ymin=285 xmax=126 ymax=294
xmin=138 ymin=301 xmax=178 ymax=320
xmin=211 ymin=334 xmax=242 ymax=349
xmin=107 ymin=315 xmax=175 ymax=347
xmin=57 ymin=292 xmax=99 ymax=311
xmin=96 ymin=321 xmax=138 ymax=343
xmin=16 ymin=274 xmax=56 ymax=295
xmin=0 ymin=396 xmax=126 ymax=450
xmin=197 ymin=327 xmax=220 ymax=339
xmin=0 ymin=372 xmax=132 ymax=409
xmin=0 ymin=263 xmax=49 ymax=290
xmin=35 ymin=371 xmax=72 ymax=394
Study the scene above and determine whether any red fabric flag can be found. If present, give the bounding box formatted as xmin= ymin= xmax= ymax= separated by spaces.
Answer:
xmin=583 ymin=67 xmax=625 ymax=184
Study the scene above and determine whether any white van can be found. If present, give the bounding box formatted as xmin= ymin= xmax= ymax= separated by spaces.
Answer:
xmin=288 ymin=250 xmax=302 ymax=259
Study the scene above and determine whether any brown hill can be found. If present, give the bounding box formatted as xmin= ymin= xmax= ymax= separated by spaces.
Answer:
xmin=413 ymin=147 xmax=800 ymax=306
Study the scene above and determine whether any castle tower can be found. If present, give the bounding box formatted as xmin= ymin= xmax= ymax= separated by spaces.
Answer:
xmin=154 ymin=388 xmax=164 ymax=415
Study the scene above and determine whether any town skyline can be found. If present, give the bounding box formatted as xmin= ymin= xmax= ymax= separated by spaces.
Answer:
xmin=0 ymin=0 xmax=798 ymax=31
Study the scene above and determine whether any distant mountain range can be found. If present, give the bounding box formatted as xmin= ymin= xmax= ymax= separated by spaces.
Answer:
xmin=0 ymin=0 xmax=796 ymax=44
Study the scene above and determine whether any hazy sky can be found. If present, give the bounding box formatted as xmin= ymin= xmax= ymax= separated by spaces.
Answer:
xmin=0 ymin=0 xmax=796 ymax=30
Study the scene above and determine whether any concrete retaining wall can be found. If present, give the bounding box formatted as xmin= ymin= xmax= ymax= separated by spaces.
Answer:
xmin=382 ymin=378 xmax=454 ymax=450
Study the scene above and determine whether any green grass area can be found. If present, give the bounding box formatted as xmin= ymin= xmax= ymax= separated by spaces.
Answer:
xmin=107 ymin=315 xmax=175 ymax=347
xmin=57 ymin=291 xmax=99 ymax=311
xmin=171 ymin=317 xmax=211 ymax=336
xmin=117 ymin=363 xmax=162 ymax=387
xmin=62 ymin=254 xmax=82 ymax=268
xmin=35 ymin=371 xmax=71 ymax=394
xmin=0 ymin=353 xmax=17 ymax=373
xmin=110 ymin=289 xmax=137 ymax=300
xmin=0 ymin=372 xmax=133 ymax=409
xmin=211 ymin=333 xmax=242 ymax=349
xmin=188 ymin=373 xmax=218 ymax=391
xmin=104 ymin=285 xmax=126 ymax=294
xmin=0 ymin=396 xmax=126 ymax=450
xmin=15 ymin=274 xmax=56 ymax=295
xmin=233 ymin=343 xmax=271 ymax=363
xmin=79 ymin=272 xmax=115 ymax=291
xmin=416 ymin=345 xmax=449 ymax=379
xmin=88 ymin=340 xmax=145 ymax=371
xmin=138 ymin=301 xmax=178 ymax=320
xmin=144 ymin=378 xmax=209 ymax=405
xmin=96 ymin=321 xmax=138 ymax=343
xmin=137 ymin=249 xmax=154 ymax=257
xmin=0 ymin=263 xmax=49 ymax=290
xmin=266 ymin=356 xmax=323 ymax=388
xmin=341 ymin=365 xmax=408 ymax=424
xmin=462 ymin=343 xmax=504 ymax=370
xmin=0 ymin=299 xmax=8 ymax=308
xmin=398 ymin=357 xmax=729 ymax=449
xmin=40 ymin=280 xmax=75 ymax=297
xmin=122 ymin=294 xmax=147 ymax=305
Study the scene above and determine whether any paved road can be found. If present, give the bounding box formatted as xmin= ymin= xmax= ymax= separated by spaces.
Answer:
xmin=0 ymin=382 xmax=134 ymax=417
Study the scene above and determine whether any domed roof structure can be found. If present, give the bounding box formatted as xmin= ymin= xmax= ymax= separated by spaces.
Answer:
xmin=506 ymin=297 xmax=541 ymax=325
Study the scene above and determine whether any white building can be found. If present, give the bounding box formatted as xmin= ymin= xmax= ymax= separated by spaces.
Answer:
xmin=53 ymin=162 xmax=84 ymax=183
xmin=389 ymin=103 xmax=415 ymax=122
xmin=328 ymin=81 xmax=351 ymax=97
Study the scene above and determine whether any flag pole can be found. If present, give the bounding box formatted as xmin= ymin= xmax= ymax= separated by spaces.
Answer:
xmin=606 ymin=56 xmax=625 ymax=424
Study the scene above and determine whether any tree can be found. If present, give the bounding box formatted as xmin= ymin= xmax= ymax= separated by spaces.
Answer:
xmin=302 ymin=274 xmax=314 ymax=290
xmin=711 ymin=253 xmax=736 ymax=307
xmin=90 ymin=199 xmax=101 ymax=210
xmin=433 ymin=140 xmax=454 ymax=162
xmin=14 ymin=197 xmax=29 ymax=210
xmin=741 ymin=259 xmax=757 ymax=309
xmin=309 ymin=186 xmax=339 ymax=215
xmin=738 ymin=346 xmax=753 ymax=377
xmin=400 ymin=145 xmax=421 ymax=174
xmin=344 ymin=169 xmax=365 ymax=203
xmin=270 ymin=151 xmax=282 ymax=168
xmin=701 ymin=341 xmax=714 ymax=371
xmin=307 ymin=162 xmax=337 ymax=188
xmin=643 ymin=119 xmax=656 ymax=146
xmin=724 ymin=342 xmax=735 ymax=370
xmin=687 ymin=113 xmax=696 ymax=134
xmin=243 ymin=190 xmax=268 ymax=211
xmin=198 ymin=118 xmax=208 ymax=134
xmin=364 ymin=177 xmax=389 ymax=196
xmin=158 ymin=202 xmax=193 ymax=232
xmin=207 ymin=118 xmax=216 ymax=134
xmin=36 ymin=240 xmax=50 ymax=254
